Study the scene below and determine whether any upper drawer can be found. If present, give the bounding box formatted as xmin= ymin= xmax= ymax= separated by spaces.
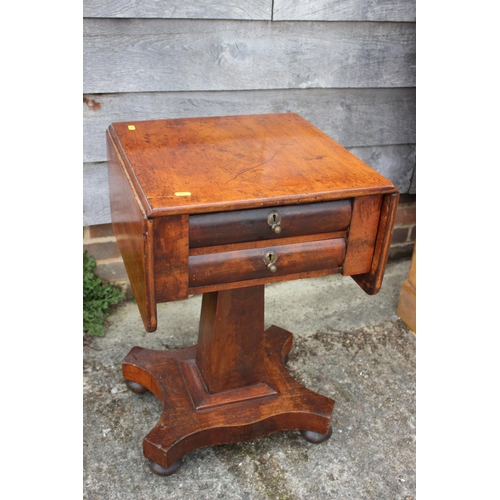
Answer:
xmin=189 ymin=199 xmax=351 ymax=248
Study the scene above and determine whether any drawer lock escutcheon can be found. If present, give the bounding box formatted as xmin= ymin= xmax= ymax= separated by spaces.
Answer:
xmin=264 ymin=251 xmax=278 ymax=273
xmin=267 ymin=210 xmax=282 ymax=234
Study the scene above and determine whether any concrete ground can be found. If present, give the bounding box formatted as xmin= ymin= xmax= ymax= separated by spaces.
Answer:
xmin=83 ymin=258 xmax=415 ymax=500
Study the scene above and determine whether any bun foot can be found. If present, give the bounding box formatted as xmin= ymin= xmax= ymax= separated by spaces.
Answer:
xmin=125 ymin=380 xmax=149 ymax=394
xmin=148 ymin=459 xmax=182 ymax=476
xmin=300 ymin=425 xmax=333 ymax=444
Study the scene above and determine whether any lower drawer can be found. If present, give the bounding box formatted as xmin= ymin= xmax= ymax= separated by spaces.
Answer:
xmin=189 ymin=239 xmax=346 ymax=288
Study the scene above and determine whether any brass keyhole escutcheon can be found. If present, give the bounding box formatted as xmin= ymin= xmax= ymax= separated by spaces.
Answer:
xmin=264 ymin=251 xmax=278 ymax=273
xmin=267 ymin=210 xmax=282 ymax=234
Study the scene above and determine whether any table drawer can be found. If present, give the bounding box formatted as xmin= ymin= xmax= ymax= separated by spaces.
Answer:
xmin=189 ymin=238 xmax=346 ymax=288
xmin=189 ymin=200 xmax=351 ymax=248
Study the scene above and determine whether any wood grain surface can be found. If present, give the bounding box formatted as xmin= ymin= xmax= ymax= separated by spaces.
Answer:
xmin=189 ymin=200 xmax=351 ymax=248
xmin=84 ymin=0 xmax=415 ymax=21
xmin=351 ymin=192 xmax=399 ymax=294
xmin=273 ymin=0 xmax=415 ymax=21
xmin=108 ymin=113 xmax=397 ymax=216
xmin=84 ymin=0 xmax=272 ymax=19
xmin=153 ymin=215 xmax=190 ymax=303
xmin=84 ymin=2 xmax=415 ymax=231
xmin=195 ymin=287 xmax=266 ymax=393
xmin=84 ymin=19 xmax=415 ymax=93
xmin=123 ymin=324 xmax=334 ymax=469
xmin=343 ymin=195 xmax=383 ymax=276
xmin=108 ymin=113 xmax=399 ymax=328
xmin=84 ymin=88 xmax=416 ymax=163
xmin=107 ymin=130 xmax=157 ymax=331
xmin=84 ymin=143 xmax=414 ymax=226
xmin=189 ymin=239 xmax=346 ymax=288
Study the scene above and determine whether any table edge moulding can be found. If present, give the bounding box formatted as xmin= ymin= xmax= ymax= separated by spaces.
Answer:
xmin=106 ymin=112 xmax=399 ymax=476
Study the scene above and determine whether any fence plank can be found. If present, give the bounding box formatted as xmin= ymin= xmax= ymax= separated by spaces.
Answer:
xmin=84 ymin=88 xmax=415 ymax=163
xmin=83 ymin=162 xmax=112 ymax=226
xmin=83 ymin=144 xmax=415 ymax=226
xmin=273 ymin=0 xmax=416 ymax=21
xmin=83 ymin=19 xmax=415 ymax=93
xmin=84 ymin=0 xmax=272 ymax=20
xmin=349 ymin=145 xmax=416 ymax=194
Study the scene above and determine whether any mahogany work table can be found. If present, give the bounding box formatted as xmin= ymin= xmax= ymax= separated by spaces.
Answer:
xmin=107 ymin=113 xmax=399 ymax=476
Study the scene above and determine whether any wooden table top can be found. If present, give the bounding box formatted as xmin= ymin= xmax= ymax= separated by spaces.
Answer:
xmin=108 ymin=113 xmax=397 ymax=217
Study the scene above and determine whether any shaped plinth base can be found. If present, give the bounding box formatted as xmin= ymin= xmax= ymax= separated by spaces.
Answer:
xmin=123 ymin=326 xmax=334 ymax=474
xmin=123 ymin=286 xmax=334 ymax=475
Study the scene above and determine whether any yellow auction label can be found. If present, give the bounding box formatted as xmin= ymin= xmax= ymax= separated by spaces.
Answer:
xmin=174 ymin=192 xmax=191 ymax=197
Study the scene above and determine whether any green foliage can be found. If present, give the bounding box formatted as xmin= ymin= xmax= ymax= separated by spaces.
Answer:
xmin=83 ymin=251 xmax=124 ymax=336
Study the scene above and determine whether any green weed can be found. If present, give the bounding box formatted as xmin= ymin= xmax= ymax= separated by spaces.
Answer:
xmin=83 ymin=251 xmax=124 ymax=336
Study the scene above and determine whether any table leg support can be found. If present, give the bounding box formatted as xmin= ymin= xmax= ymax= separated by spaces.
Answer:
xmin=123 ymin=287 xmax=334 ymax=475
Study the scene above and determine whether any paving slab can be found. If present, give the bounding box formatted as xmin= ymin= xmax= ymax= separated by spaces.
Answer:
xmin=83 ymin=258 xmax=415 ymax=499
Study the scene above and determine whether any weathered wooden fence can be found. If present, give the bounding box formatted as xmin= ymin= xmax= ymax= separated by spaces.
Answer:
xmin=83 ymin=0 xmax=416 ymax=226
